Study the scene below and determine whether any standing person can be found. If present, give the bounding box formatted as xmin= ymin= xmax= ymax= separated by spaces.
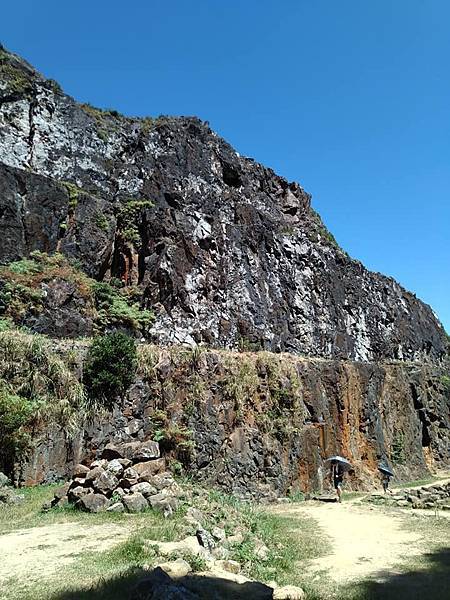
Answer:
xmin=382 ymin=472 xmax=391 ymax=493
xmin=331 ymin=460 xmax=345 ymax=503
xmin=378 ymin=464 xmax=394 ymax=494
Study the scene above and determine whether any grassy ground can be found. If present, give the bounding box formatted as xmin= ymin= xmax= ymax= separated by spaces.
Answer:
xmin=1 ymin=484 xmax=329 ymax=600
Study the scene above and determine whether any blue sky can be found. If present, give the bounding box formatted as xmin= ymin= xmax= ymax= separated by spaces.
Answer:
xmin=3 ymin=1 xmax=449 ymax=330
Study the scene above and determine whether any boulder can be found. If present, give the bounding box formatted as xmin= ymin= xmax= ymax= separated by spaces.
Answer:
xmin=211 ymin=527 xmax=226 ymax=542
xmin=107 ymin=502 xmax=125 ymax=513
xmin=122 ymin=492 xmax=149 ymax=513
xmin=73 ymin=464 xmax=90 ymax=478
xmin=214 ymin=559 xmax=240 ymax=574
xmin=0 ymin=472 xmax=10 ymax=488
xmin=92 ymin=470 xmax=119 ymax=496
xmin=106 ymin=459 xmax=124 ymax=477
xmin=123 ymin=466 xmax=140 ymax=480
xmin=273 ymin=585 xmax=306 ymax=599
xmin=101 ymin=444 xmax=123 ymax=460
xmin=90 ymin=459 xmax=108 ymax=469
xmin=157 ymin=558 xmax=192 ymax=578
xmin=130 ymin=482 xmax=158 ymax=498
xmin=69 ymin=486 xmax=91 ymax=502
xmin=148 ymin=492 xmax=178 ymax=516
xmin=146 ymin=536 xmax=207 ymax=558
xmin=134 ymin=458 xmax=166 ymax=480
xmin=54 ymin=482 xmax=70 ymax=500
xmin=132 ymin=441 xmax=161 ymax=462
xmin=77 ymin=493 xmax=109 ymax=513
xmin=196 ymin=528 xmax=215 ymax=551
xmin=85 ymin=466 xmax=105 ymax=483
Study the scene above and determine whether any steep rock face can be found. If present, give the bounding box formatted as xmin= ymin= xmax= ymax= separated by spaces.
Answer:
xmin=19 ymin=346 xmax=450 ymax=495
xmin=0 ymin=48 xmax=447 ymax=361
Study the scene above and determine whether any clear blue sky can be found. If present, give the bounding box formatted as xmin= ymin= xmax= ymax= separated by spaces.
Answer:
xmin=3 ymin=1 xmax=449 ymax=331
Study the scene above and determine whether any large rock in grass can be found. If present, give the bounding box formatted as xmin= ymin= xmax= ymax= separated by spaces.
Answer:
xmin=122 ymin=491 xmax=148 ymax=513
xmin=148 ymin=491 xmax=178 ymax=516
xmin=273 ymin=585 xmax=306 ymax=600
xmin=0 ymin=472 xmax=10 ymax=487
xmin=130 ymin=481 xmax=157 ymax=498
xmin=77 ymin=493 xmax=110 ymax=513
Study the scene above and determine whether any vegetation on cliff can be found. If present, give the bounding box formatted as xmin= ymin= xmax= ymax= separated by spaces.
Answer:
xmin=0 ymin=330 xmax=85 ymax=474
xmin=0 ymin=252 xmax=153 ymax=337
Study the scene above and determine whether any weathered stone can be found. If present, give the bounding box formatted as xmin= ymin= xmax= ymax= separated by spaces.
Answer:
xmin=73 ymin=464 xmax=90 ymax=478
xmin=273 ymin=585 xmax=306 ymax=599
xmin=123 ymin=466 xmax=139 ymax=480
xmin=107 ymin=502 xmax=125 ymax=513
xmin=196 ymin=528 xmax=215 ymax=551
xmin=0 ymin=472 xmax=10 ymax=487
xmin=54 ymin=482 xmax=70 ymax=500
xmin=90 ymin=459 xmax=108 ymax=469
xmin=92 ymin=470 xmax=119 ymax=495
xmin=185 ymin=507 xmax=205 ymax=526
xmin=101 ymin=444 xmax=123 ymax=460
xmin=148 ymin=492 xmax=178 ymax=515
xmin=146 ymin=536 xmax=207 ymax=558
xmin=130 ymin=482 xmax=158 ymax=498
xmin=122 ymin=492 xmax=148 ymax=513
xmin=214 ymin=559 xmax=240 ymax=574
xmin=77 ymin=493 xmax=109 ymax=513
xmin=134 ymin=459 xmax=166 ymax=480
xmin=106 ymin=459 xmax=124 ymax=477
xmin=69 ymin=486 xmax=91 ymax=502
xmin=85 ymin=466 xmax=104 ymax=483
xmin=157 ymin=558 xmax=192 ymax=578
xmin=211 ymin=527 xmax=226 ymax=542
xmin=132 ymin=440 xmax=161 ymax=462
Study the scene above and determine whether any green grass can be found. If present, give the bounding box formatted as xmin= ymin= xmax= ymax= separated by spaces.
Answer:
xmin=391 ymin=476 xmax=440 ymax=489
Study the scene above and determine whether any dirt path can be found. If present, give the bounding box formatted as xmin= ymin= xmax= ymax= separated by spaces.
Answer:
xmin=273 ymin=500 xmax=423 ymax=583
xmin=0 ymin=521 xmax=129 ymax=585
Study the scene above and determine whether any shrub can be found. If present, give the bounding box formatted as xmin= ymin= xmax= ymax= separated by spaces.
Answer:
xmin=84 ymin=332 xmax=137 ymax=408
xmin=92 ymin=281 xmax=154 ymax=335
xmin=0 ymin=330 xmax=86 ymax=474
xmin=0 ymin=384 xmax=37 ymax=472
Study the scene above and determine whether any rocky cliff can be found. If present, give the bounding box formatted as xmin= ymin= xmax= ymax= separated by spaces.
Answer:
xmin=0 ymin=46 xmax=449 ymax=493
xmin=19 ymin=343 xmax=450 ymax=496
xmin=0 ymin=46 xmax=447 ymax=361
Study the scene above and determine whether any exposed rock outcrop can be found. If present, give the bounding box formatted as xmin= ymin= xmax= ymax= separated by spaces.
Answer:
xmin=0 ymin=47 xmax=447 ymax=361
xmin=19 ymin=345 xmax=450 ymax=496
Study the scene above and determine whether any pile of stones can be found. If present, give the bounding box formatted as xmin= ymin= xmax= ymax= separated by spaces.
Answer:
xmin=367 ymin=481 xmax=450 ymax=510
xmin=45 ymin=440 xmax=182 ymax=515
xmin=0 ymin=471 xmax=24 ymax=505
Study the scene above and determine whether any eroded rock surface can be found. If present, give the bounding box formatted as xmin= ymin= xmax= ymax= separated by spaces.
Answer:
xmin=0 ymin=47 xmax=447 ymax=361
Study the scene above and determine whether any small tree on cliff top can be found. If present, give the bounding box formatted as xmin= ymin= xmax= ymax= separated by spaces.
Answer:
xmin=84 ymin=332 xmax=137 ymax=408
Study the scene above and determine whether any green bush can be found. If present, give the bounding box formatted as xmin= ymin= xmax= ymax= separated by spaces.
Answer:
xmin=92 ymin=281 xmax=154 ymax=335
xmin=84 ymin=332 xmax=137 ymax=407
xmin=0 ymin=384 xmax=37 ymax=472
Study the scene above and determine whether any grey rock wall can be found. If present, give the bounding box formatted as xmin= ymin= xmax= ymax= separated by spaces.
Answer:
xmin=0 ymin=48 xmax=447 ymax=361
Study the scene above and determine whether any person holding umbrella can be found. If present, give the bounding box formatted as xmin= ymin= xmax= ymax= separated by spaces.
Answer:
xmin=378 ymin=463 xmax=394 ymax=494
xmin=325 ymin=456 xmax=352 ymax=503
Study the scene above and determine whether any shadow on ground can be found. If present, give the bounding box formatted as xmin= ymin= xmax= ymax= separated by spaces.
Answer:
xmin=346 ymin=547 xmax=450 ymax=600
xmin=54 ymin=567 xmax=273 ymax=600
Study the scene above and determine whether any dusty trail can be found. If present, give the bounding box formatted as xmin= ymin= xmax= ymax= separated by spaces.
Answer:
xmin=0 ymin=521 xmax=129 ymax=585
xmin=273 ymin=500 xmax=424 ymax=583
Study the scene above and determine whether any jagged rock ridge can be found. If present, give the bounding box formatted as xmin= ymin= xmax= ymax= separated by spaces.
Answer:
xmin=0 ymin=46 xmax=447 ymax=361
